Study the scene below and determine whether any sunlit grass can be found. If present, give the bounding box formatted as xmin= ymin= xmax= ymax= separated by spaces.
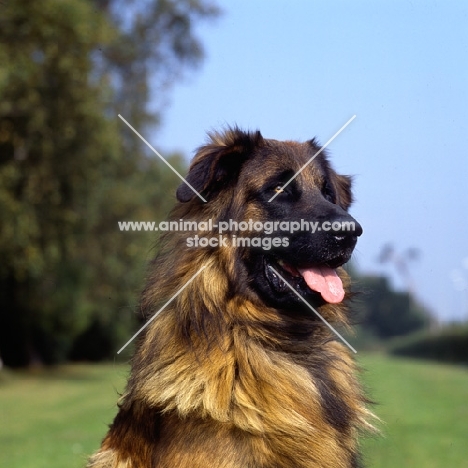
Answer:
xmin=1 ymin=354 xmax=467 ymax=467
xmin=0 ymin=364 xmax=128 ymax=468
xmin=359 ymin=354 xmax=468 ymax=468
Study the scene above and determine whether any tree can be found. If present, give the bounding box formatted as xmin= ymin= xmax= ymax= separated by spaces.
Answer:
xmin=350 ymin=274 xmax=430 ymax=340
xmin=0 ymin=0 xmax=218 ymax=366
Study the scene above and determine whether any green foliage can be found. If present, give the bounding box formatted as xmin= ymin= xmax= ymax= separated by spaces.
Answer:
xmin=389 ymin=324 xmax=468 ymax=365
xmin=0 ymin=0 xmax=118 ymax=365
xmin=0 ymin=0 xmax=115 ymax=279
xmin=350 ymin=274 xmax=431 ymax=341
xmin=0 ymin=0 xmax=218 ymax=366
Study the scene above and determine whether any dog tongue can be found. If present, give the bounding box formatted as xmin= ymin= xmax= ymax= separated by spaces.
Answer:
xmin=298 ymin=266 xmax=345 ymax=303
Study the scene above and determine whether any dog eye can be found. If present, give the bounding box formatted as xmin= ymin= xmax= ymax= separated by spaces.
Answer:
xmin=274 ymin=184 xmax=293 ymax=196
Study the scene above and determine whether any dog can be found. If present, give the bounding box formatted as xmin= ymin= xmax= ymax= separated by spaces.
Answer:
xmin=87 ymin=128 xmax=375 ymax=468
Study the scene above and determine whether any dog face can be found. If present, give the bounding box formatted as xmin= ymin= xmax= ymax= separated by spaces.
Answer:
xmin=176 ymin=128 xmax=362 ymax=311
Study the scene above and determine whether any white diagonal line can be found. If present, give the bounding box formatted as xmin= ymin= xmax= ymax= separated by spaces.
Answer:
xmin=117 ymin=265 xmax=207 ymax=354
xmin=118 ymin=114 xmax=207 ymax=203
xmin=268 ymin=115 xmax=356 ymax=202
xmin=268 ymin=266 xmax=357 ymax=353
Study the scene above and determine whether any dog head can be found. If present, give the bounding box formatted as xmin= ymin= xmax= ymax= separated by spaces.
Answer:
xmin=176 ymin=127 xmax=362 ymax=311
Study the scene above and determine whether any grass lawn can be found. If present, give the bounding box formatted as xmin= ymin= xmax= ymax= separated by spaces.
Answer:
xmin=0 ymin=364 xmax=129 ymax=468
xmin=0 ymin=354 xmax=467 ymax=467
xmin=358 ymin=354 xmax=468 ymax=468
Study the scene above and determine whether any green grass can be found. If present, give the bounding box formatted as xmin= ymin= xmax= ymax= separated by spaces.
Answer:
xmin=0 ymin=364 xmax=128 ymax=468
xmin=358 ymin=354 xmax=468 ymax=468
xmin=0 ymin=354 xmax=467 ymax=467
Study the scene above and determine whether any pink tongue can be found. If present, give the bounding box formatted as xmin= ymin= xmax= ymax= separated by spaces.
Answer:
xmin=298 ymin=266 xmax=345 ymax=303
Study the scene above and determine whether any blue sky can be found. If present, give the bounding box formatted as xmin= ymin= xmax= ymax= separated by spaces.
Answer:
xmin=152 ymin=0 xmax=468 ymax=321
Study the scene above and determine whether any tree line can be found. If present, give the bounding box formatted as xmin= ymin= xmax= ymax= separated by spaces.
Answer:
xmin=0 ymin=0 xmax=219 ymax=366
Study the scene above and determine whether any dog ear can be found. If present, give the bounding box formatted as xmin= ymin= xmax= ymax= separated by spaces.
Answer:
xmin=176 ymin=128 xmax=264 ymax=203
xmin=334 ymin=174 xmax=353 ymax=210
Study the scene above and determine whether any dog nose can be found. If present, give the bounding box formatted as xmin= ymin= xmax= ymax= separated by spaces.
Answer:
xmin=329 ymin=215 xmax=363 ymax=241
xmin=331 ymin=215 xmax=363 ymax=248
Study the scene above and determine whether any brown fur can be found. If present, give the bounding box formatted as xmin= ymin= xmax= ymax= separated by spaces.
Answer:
xmin=88 ymin=128 xmax=376 ymax=468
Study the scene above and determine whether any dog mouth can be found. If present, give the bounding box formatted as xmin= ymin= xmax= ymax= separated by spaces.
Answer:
xmin=264 ymin=255 xmax=350 ymax=304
